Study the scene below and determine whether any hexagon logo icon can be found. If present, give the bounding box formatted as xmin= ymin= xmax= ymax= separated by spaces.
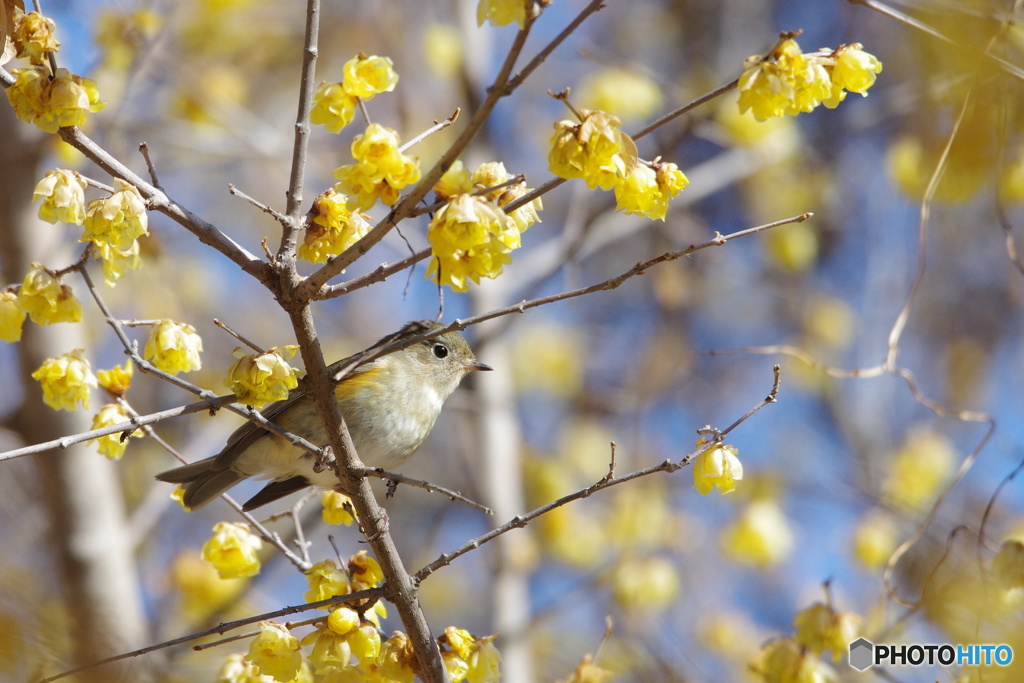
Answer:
xmin=849 ymin=637 xmax=874 ymax=671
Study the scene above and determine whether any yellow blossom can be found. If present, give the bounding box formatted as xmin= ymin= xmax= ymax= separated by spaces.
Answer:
xmin=614 ymin=161 xmax=689 ymax=221
xmin=557 ymin=653 xmax=613 ymax=683
xmin=348 ymin=550 xmax=384 ymax=586
xmin=692 ymin=439 xmax=743 ymax=495
xmin=82 ymin=178 xmax=148 ymax=251
xmin=322 ymin=490 xmax=356 ymax=526
xmin=8 ymin=67 xmax=106 ymax=133
xmin=0 ymin=291 xmax=26 ymax=343
xmin=426 ymin=193 xmax=513 ymax=291
xmin=248 ymin=622 xmax=301 ymax=683
xmin=95 ymin=9 xmax=162 ymax=71
xmin=226 ymin=345 xmax=304 ymax=407
xmin=202 ymin=521 xmax=263 ymax=579
xmin=311 ymin=83 xmax=357 ymax=133
xmin=758 ymin=637 xmax=838 ymax=683
xmin=33 ymin=169 xmax=87 ymax=224
xmin=435 ymin=160 xmax=474 ymax=199
xmin=466 ymin=635 xmax=501 ymax=683
xmin=443 ymin=627 xmax=475 ymax=660
xmin=722 ymin=500 xmax=794 ymax=568
xmin=89 ymin=403 xmax=137 ymax=460
xmin=12 ymin=9 xmax=61 ymax=65
xmin=97 ymin=359 xmax=133 ymax=397
xmin=828 ymin=43 xmax=883 ymax=97
xmin=31 ymin=348 xmax=97 ymax=411
xmin=576 ymin=67 xmax=662 ymax=121
xmin=303 ymin=627 xmax=353 ymax=673
xmin=333 ymin=123 xmax=421 ymax=211
xmin=171 ymin=486 xmax=187 ymax=508
xmin=477 ymin=0 xmax=527 ymax=27
xmin=378 ymin=631 xmax=416 ymax=683
xmin=327 ymin=607 xmax=360 ymax=636
xmin=215 ymin=653 xmax=266 ymax=683
xmin=610 ymin=555 xmax=681 ymax=608
xmin=549 ymin=109 xmax=633 ymax=190
xmin=304 ymin=560 xmax=349 ymax=603
xmin=993 ymin=539 xmax=1024 ymax=591
xmin=851 ymin=509 xmax=898 ymax=571
xmin=17 ymin=265 xmax=82 ymax=325
xmin=470 ymin=161 xmax=543 ymax=233
xmin=341 ymin=54 xmax=398 ymax=100
xmin=172 ymin=554 xmax=248 ymax=622
xmin=299 ymin=189 xmax=371 ymax=263
xmin=93 ymin=240 xmax=143 ymax=286
xmin=793 ymin=603 xmax=861 ymax=662
xmin=443 ymin=650 xmax=470 ymax=683
xmin=881 ymin=429 xmax=955 ymax=513
xmin=348 ymin=623 xmax=381 ymax=663
xmin=144 ymin=320 xmax=203 ymax=375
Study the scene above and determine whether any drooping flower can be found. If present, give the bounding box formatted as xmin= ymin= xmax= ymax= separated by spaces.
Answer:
xmin=333 ymin=123 xmax=421 ymax=211
xmin=202 ymin=522 xmax=263 ymax=579
xmin=82 ymin=178 xmax=149 ymax=251
xmin=225 ymin=345 xmax=304 ymax=407
xmin=425 ymin=193 xmax=513 ymax=291
xmin=247 ymin=622 xmax=301 ymax=682
xmin=341 ymin=54 xmax=399 ymax=99
xmin=0 ymin=291 xmax=27 ymax=342
xmin=33 ymin=169 xmax=87 ymax=225
xmin=31 ymin=348 xmax=97 ymax=411
xmin=90 ymin=403 xmax=138 ymax=460
xmin=143 ymin=320 xmax=203 ymax=375
xmin=692 ymin=439 xmax=743 ymax=495
xmin=298 ymin=189 xmax=371 ymax=263
xmin=16 ymin=265 xmax=82 ymax=325
xmin=12 ymin=9 xmax=61 ymax=65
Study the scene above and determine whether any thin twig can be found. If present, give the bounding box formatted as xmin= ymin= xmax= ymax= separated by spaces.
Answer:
xmin=138 ymin=142 xmax=161 ymax=190
xmin=282 ymin=0 xmax=321 ymax=234
xmin=415 ymin=363 xmax=781 ymax=582
xmin=359 ymin=467 xmax=493 ymax=515
xmin=214 ymin=318 xmax=268 ymax=354
xmin=229 ymin=184 xmax=289 ymax=225
xmin=399 ymin=108 xmax=461 ymax=153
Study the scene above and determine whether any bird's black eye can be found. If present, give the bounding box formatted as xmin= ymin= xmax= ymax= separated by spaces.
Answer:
xmin=432 ymin=343 xmax=449 ymax=359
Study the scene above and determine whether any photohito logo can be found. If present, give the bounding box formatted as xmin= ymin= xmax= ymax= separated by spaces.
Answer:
xmin=848 ymin=637 xmax=1013 ymax=671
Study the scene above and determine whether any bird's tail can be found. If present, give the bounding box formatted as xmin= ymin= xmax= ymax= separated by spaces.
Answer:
xmin=155 ymin=458 xmax=243 ymax=511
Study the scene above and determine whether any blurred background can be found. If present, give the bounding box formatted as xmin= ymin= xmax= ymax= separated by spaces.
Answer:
xmin=2 ymin=0 xmax=1024 ymax=681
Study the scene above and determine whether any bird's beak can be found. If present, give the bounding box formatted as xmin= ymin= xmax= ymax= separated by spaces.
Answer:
xmin=465 ymin=359 xmax=493 ymax=372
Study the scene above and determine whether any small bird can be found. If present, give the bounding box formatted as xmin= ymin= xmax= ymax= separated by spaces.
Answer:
xmin=156 ymin=320 xmax=490 ymax=511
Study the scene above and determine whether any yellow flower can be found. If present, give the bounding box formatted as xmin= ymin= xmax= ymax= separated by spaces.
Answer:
xmin=477 ymin=0 xmax=527 ymax=27
xmin=172 ymin=554 xmax=248 ymax=622
xmin=348 ymin=550 xmax=384 ymax=586
xmin=95 ymin=9 xmax=162 ymax=72
xmin=10 ymin=67 xmax=106 ymax=133
xmin=378 ymin=631 xmax=416 ymax=683
xmin=333 ymin=123 xmax=421 ymax=211
xmin=443 ymin=627 xmax=475 ymax=660
xmin=470 ymin=161 xmax=543 ymax=233
xmin=466 ymin=635 xmax=501 ymax=683
xmin=82 ymin=178 xmax=149 ymax=251
xmin=33 ymin=169 xmax=87 ymax=224
xmin=310 ymin=82 xmax=357 ymax=133
xmin=144 ymin=320 xmax=203 ymax=375
xmin=722 ymin=500 xmax=794 ymax=568
xmin=993 ymin=539 xmax=1024 ymax=591
xmin=793 ymin=603 xmax=861 ymax=662
xmin=97 ymin=359 xmax=134 ymax=397
xmin=226 ymin=345 xmax=304 ymax=407
xmin=614 ymin=161 xmax=689 ymax=221
xmin=341 ymin=54 xmax=399 ymax=100
xmin=327 ymin=607 xmax=360 ymax=636
xmin=758 ymin=637 xmax=837 ymax=683
xmin=93 ymin=240 xmax=143 ymax=287
xmin=90 ymin=403 xmax=137 ymax=460
xmin=692 ymin=439 xmax=743 ymax=495
xmin=881 ymin=429 xmax=955 ymax=513
xmin=549 ymin=109 xmax=632 ymax=190
xmin=575 ymin=67 xmax=663 ymax=121
xmin=248 ymin=622 xmax=301 ymax=682
xmin=17 ymin=265 xmax=82 ymax=325
xmin=322 ymin=490 xmax=356 ymax=526
xmin=851 ymin=509 xmax=897 ymax=571
xmin=435 ymin=160 xmax=474 ymax=199
xmin=203 ymin=522 xmax=263 ymax=579
xmin=349 ymin=623 xmax=381 ymax=664
xmin=298 ymin=189 xmax=371 ymax=263
xmin=31 ymin=349 xmax=97 ymax=411
xmin=556 ymin=654 xmax=613 ymax=683
xmin=0 ymin=291 xmax=27 ymax=343
xmin=610 ymin=555 xmax=681 ymax=609
xmin=426 ymin=193 xmax=513 ymax=291
xmin=828 ymin=43 xmax=883 ymax=96
xmin=12 ymin=9 xmax=61 ymax=65
xmin=304 ymin=560 xmax=349 ymax=603
xmin=302 ymin=627 xmax=352 ymax=673
xmin=215 ymin=653 xmax=264 ymax=683
xmin=443 ymin=650 xmax=470 ymax=683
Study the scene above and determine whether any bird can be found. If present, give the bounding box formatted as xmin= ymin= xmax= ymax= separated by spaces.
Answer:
xmin=155 ymin=320 xmax=490 ymax=511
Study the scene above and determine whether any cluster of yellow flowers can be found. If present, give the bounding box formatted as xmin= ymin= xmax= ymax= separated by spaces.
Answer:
xmin=311 ymin=54 xmax=399 ymax=133
xmin=426 ymin=160 xmax=542 ymax=291
xmin=477 ymin=0 xmax=529 ymax=28
xmin=737 ymin=38 xmax=882 ymax=121
xmin=756 ymin=600 xmax=860 ymax=680
xmin=549 ymin=108 xmax=689 ymax=221
xmin=5 ymin=9 xmax=105 ymax=133
xmin=225 ymin=345 xmax=304 ymax=407
xmin=333 ymin=123 xmax=422 ymax=212
xmin=297 ymin=189 xmax=372 ymax=263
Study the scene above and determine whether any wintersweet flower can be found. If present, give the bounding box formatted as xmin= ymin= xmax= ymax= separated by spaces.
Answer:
xmin=225 ymin=345 xmax=304 ymax=407
xmin=828 ymin=43 xmax=883 ymax=97
xmin=5 ymin=66 xmax=49 ymax=124
xmin=333 ymin=124 xmax=421 ymax=211
xmin=426 ymin=193 xmax=513 ymax=291
xmin=321 ymin=490 xmax=356 ymax=526
xmin=298 ymin=189 xmax=371 ymax=263
xmin=82 ymin=178 xmax=149 ymax=251
xmin=610 ymin=555 xmax=681 ymax=608
xmin=477 ymin=0 xmax=527 ymax=27
xmin=93 ymin=240 xmax=142 ymax=287
xmin=214 ymin=653 xmax=264 ymax=683
xmin=851 ymin=509 xmax=898 ymax=571
xmin=143 ymin=320 xmax=203 ymax=375
xmin=993 ymin=538 xmax=1024 ymax=591
xmin=378 ymin=632 xmax=417 ymax=683
xmin=557 ymin=654 xmax=613 ymax=683
xmin=793 ymin=602 xmax=861 ymax=662
xmin=0 ymin=291 xmax=27 ymax=342
xmin=202 ymin=522 xmax=263 ymax=579
xmin=31 ymin=349 xmax=97 ymax=411
xmin=8 ymin=67 xmax=106 ymax=133
xmin=341 ymin=54 xmax=398 ymax=99
xmin=549 ymin=109 xmax=633 ymax=190
xmin=304 ymin=560 xmax=349 ymax=603
xmin=443 ymin=650 xmax=470 ymax=683
xmin=12 ymin=9 xmax=61 ymax=65
xmin=434 ymin=160 xmax=474 ymax=199
xmin=248 ymin=622 xmax=301 ymax=682
xmin=17 ymin=265 xmax=82 ymax=325
xmin=722 ymin=500 xmax=794 ymax=567
xmin=466 ymin=635 xmax=502 ymax=683
xmin=470 ymin=161 xmax=542 ymax=233
xmin=90 ymin=403 xmax=136 ymax=460
xmin=692 ymin=439 xmax=743 ymax=495
xmin=614 ymin=161 xmax=689 ymax=221
xmin=881 ymin=429 xmax=955 ymax=512
xmin=97 ymin=360 xmax=133 ymax=397
xmin=33 ymin=169 xmax=87 ymax=224
xmin=348 ymin=550 xmax=384 ymax=586
xmin=303 ymin=628 xmax=352 ymax=673
xmin=310 ymin=83 xmax=357 ymax=134
xmin=759 ymin=638 xmax=837 ymax=683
